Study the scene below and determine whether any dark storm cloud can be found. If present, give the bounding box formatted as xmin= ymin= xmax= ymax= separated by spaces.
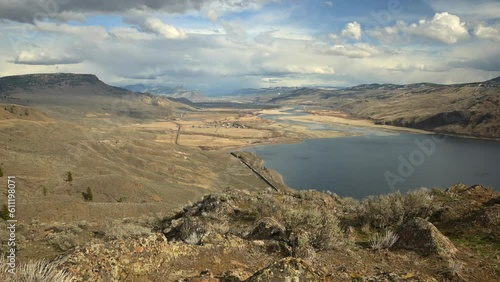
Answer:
xmin=0 ymin=0 xmax=205 ymax=22
xmin=0 ymin=0 xmax=267 ymax=23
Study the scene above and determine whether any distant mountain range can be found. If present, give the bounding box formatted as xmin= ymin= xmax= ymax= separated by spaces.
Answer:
xmin=123 ymin=84 xmax=206 ymax=102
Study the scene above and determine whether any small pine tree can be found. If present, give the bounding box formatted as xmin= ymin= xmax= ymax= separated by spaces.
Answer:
xmin=0 ymin=167 xmax=3 ymax=177
xmin=83 ymin=187 xmax=93 ymax=201
xmin=0 ymin=204 xmax=9 ymax=220
xmin=66 ymin=171 xmax=72 ymax=182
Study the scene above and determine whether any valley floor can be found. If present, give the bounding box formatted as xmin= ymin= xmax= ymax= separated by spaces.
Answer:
xmin=1 ymin=103 xmax=498 ymax=281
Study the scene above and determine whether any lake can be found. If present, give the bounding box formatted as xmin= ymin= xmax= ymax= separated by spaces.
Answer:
xmin=247 ymin=133 xmax=500 ymax=199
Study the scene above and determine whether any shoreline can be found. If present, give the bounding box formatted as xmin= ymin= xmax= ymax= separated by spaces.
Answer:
xmin=136 ymin=106 xmax=499 ymax=153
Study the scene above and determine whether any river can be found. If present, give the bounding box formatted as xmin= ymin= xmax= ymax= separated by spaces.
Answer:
xmin=247 ymin=110 xmax=500 ymax=199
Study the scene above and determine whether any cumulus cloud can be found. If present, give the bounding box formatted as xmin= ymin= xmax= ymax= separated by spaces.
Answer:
xmin=13 ymin=50 xmax=82 ymax=65
xmin=405 ymin=12 xmax=469 ymax=44
xmin=142 ymin=17 xmax=187 ymax=39
xmin=341 ymin=21 xmax=362 ymax=40
xmin=367 ymin=12 xmax=470 ymax=44
xmin=474 ymin=23 xmax=500 ymax=41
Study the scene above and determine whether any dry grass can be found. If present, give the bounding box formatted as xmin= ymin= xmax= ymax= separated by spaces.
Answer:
xmin=0 ymin=257 xmax=75 ymax=282
xmin=369 ymin=230 xmax=399 ymax=250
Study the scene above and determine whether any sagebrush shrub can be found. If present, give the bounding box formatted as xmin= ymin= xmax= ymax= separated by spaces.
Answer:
xmin=282 ymin=207 xmax=344 ymax=251
xmin=360 ymin=192 xmax=405 ymax=228
xmin=359 ymin=188 xmax=440 ymax=228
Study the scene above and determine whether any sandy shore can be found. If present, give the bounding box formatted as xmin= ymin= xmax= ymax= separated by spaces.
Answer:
xmin=278 ymin=111 xmax=431 ymax=135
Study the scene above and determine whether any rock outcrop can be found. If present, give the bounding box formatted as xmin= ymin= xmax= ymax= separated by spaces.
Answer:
xmin=246 ymin=217 xmax=287 ymax=242
xmin=392 ymin=217 xmax=457 ymax=257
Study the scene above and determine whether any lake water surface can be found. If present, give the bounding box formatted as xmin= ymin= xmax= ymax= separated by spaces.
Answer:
xmin=248 ymin=132 xmax=500 ymax=199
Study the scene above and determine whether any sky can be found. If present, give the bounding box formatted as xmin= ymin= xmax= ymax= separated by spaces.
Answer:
xmin=0 ymin=0 xmax=499 ymax=95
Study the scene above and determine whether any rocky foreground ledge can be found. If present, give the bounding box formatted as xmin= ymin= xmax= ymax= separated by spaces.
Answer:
xmin=2 ymin=184 xmax=498 ymax=281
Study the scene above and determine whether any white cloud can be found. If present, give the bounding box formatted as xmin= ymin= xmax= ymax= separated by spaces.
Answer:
xmin=220 ymin=20 xmax=247 ymax=42
xmin=474 ymin=23 xmax=500 ymax=41
xmin=0 ymin=2 xmax=498 ymax=93
xmin=143 ymin=17 xmax=187 ymax=40
xmin=109 ymin=27 xmax=156 ymax=41
xmin=13 ymin=50 xmax=83 ymax=65
xmin=326 ymin=43 xmax=382 ymax=58
xmin=405 ymin=12 xmax=469 ymax=44
xmin=367 ymin=12 xmax=470 ymax=44
xmin=201 ymin=0 xmax=269 ymax=22
xmin=341 ymin=21 xmax=362 ymax=40
xmin=36 ymin=22 xmax=109 ymax=39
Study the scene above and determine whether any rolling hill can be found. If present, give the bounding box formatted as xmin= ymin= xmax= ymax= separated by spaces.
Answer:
xmin=246 ymin=77 xmax=500 ymax=138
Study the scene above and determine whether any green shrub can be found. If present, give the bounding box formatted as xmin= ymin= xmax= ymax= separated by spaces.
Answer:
xmin=65 ymin=172 xmax=72 ymax=182
xmin=44 ymin=223 xmax=83 ymax=251
xmin=403 ymin=188 xmax=438 ymax=219
xmin=359 ymin=188 xmax=440 ymax=229
xmin=360 ymin=191 xmax=405 ymax=228
xmin=0 ymin=204 xmax=9 ymax=220
xmin=283 ymin=207 xmax=344 ymax=251
xmin=82 ymin=187 xmax=93 ymax=201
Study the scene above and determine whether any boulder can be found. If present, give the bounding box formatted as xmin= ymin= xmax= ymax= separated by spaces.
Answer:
xmin=192 ymin=194 xmax=235 ymax=219
xmin=245 ymin=257 xmax=325 ymax=282
xmin=164 ymin=217 xmax=208 ymax=245
xmin=392 ymin=217 xmax=457 ymax=257
xmin=246 ymin=217 xmax=287 ymax=242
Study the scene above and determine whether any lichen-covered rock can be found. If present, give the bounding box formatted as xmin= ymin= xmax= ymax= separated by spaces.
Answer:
xmin=58 ymin=233 xmax=168 ymax=281
xmin=194 ymin=194 xmax=235 ymax=219
xmin=246 ymin=217 xmax=287 ymax=242
xmin=245 ymin=257 xmax=325 ymax=282
xmin=392 ymin=217 xmax=457 ymax=257
xmin=165 ymin=217 xmax=209 ymax=245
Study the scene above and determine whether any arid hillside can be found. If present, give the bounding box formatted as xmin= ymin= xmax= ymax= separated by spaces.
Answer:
xmin=0 ymin=73 xmax=190 ymax=122
xmin=0 ymin=74 xmax=278 ymax=228
xmin=250 ymin=77 xmax=500 ymax=138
